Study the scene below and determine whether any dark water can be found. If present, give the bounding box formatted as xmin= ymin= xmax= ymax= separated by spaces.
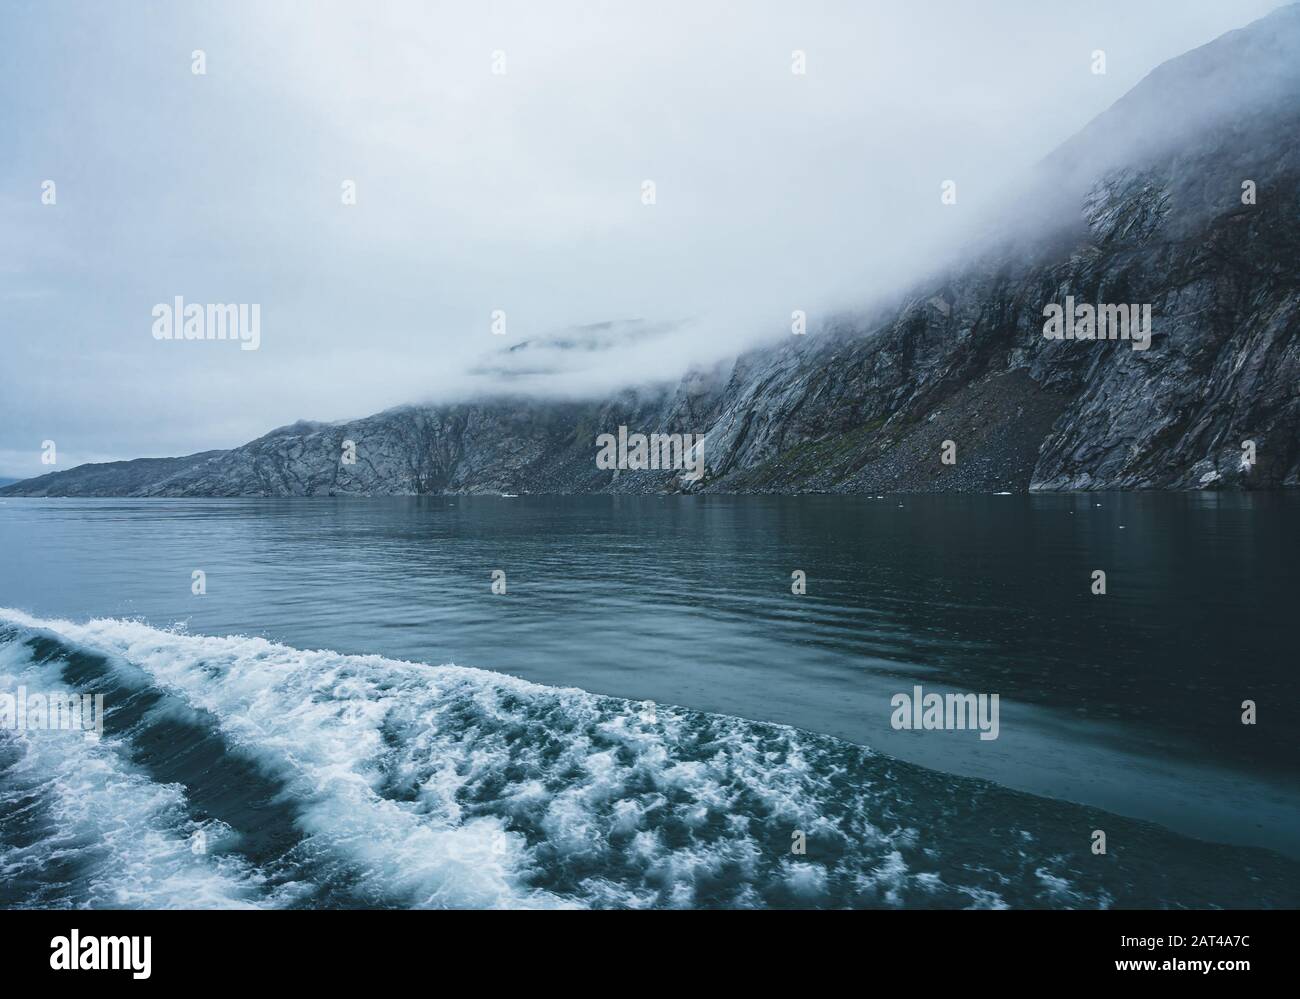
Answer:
xmin=1 ymin=493 xmax=1297 ymax=908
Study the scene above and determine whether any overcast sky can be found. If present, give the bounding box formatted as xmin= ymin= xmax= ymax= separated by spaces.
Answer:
xmin=0 ymin=0 xmax=1284 ymax=476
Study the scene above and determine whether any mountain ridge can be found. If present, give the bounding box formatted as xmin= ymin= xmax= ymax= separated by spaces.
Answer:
xmin=6 ymin=6 xmax=1299 ymax=498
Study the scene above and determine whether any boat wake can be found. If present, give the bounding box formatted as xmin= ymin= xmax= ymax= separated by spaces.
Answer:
xmin=1 ymin=609 xmax=1295 ymax=909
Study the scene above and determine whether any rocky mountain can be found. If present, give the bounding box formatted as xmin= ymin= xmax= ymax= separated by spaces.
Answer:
xmin=6 ymin=6 xmax=1299 ymax=498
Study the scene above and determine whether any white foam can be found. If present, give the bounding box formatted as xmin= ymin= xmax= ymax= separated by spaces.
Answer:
xmin=0 ymin=639 xmax=265 ymax=909
xmin=1 ymin=610 xmax=573 ymax=909
xmin=0 ymin=608 xmax=1043 ymax=909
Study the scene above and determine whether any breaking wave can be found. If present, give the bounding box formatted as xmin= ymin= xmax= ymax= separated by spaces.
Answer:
xmin=1 ymin=609 xmax=1296 ymax=909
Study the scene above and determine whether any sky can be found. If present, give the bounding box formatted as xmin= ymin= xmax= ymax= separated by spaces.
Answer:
xmin=0 ymin=0 xmax=1285 ymax=477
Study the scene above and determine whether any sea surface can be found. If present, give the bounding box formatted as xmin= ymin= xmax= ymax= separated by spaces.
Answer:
xmin=1 ymin=493 xmax=1297 ymax=908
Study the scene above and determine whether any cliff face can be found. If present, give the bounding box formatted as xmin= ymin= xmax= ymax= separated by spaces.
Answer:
xmin=6 ymin=7 xmax=1299 ymax=499
xmin=699 ymin=141 xmax=1300 ymax=495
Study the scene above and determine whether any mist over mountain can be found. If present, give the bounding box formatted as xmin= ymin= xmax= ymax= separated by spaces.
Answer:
xmin=6 ymin=5 xmax=1299 ymax=497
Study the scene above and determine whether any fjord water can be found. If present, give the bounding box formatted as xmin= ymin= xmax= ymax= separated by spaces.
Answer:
xmin=1 ymin=493 xmax=1297 ymax=908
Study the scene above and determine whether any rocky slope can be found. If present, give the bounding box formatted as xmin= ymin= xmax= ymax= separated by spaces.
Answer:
xmin=6 ymin=6 xmax=1299 ymax=498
